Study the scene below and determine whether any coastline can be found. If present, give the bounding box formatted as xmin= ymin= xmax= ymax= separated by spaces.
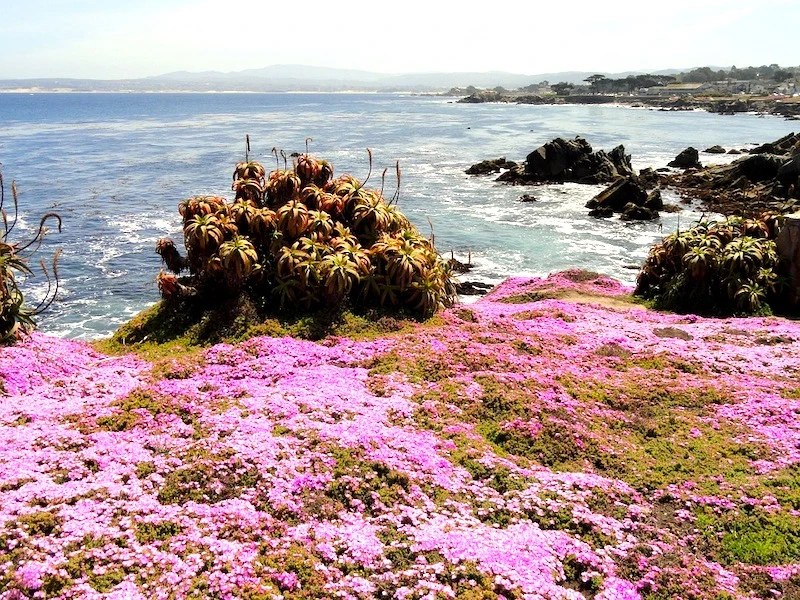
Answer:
xmin=454 ymin=90 xmax=800 ymax=120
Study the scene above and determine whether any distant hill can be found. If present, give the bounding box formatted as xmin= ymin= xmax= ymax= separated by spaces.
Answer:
xmin=0 ymin=65 xmax=706 ymax=93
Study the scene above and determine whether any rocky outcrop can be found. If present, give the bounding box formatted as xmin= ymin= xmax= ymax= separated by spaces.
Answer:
xmin=585 ymin=176 xmax=658 ymax=221
xmin=750 ymin=132 xmax=800 ymax=155
xmin=668 ymin=147 xmax=701 ymax=169
xmin=704 ymin=145 xmax=726 ymax=154
xmin=586 ymin=177 xmax=647 ymax=212
xmin=662 ymin=133 xmax=800 ymax=215
xmin=644 ymin=188 xmax=664 ymax=210
xmin=488 ymin=137 xmax=633 ymax=185
xmin=457 ymin=90 xmax=504 ymax=103
xmin=465 ymin=157 xmax=518 ymax=175
xmin=776 ymin=213 xmax=800 ymax=306
xmin=620 ymin=203 xmax=658 ymax=221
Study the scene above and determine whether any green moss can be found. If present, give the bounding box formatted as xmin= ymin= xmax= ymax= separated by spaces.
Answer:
xmin=695 ymin=504 xmax=800 ymax=565
xmin=562 ymin=555 xmax=604 ymax=597
xmin=135 ymin=462 xmax=156 ymax=479
xmin=135 ymin=521 xmax=183 ymax=544
xmin=595 ymin=342 xmax=632 ymax=359
xmin=257 ymin=542 xmax=328 ymax=599
xmin=157 ymin=449 xmax=260 ymax=505
xmin=96 ymin=388 xmax=199 ymax=433
xmin=12 ymin=510 xmax=60 ymax=536
xmin=95 ymin=294 xmax=422 ymax=359
xmin=498 ymin=289 xmax=561 ymax=304
xmin=325 ymin=447 xmax=410 ymax=515
xmin=365 ymin=349 xmax=453 ymax=383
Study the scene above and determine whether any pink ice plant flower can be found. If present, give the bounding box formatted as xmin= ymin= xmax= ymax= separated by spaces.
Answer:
xmin=2 ymin=272 xmax=800 ymax=598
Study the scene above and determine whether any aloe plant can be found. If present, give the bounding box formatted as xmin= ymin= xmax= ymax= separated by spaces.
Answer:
xmin=636 ymin=211 xmax=790 ymax=316
xmin=156 ymin=143 xmax=456 ymax=318
xmin=0 ymin=168 xmax=62 ymax=343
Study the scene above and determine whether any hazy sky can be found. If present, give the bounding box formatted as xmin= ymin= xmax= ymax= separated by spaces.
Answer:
xmin=1 ymin=0 xmax=797 ymax=78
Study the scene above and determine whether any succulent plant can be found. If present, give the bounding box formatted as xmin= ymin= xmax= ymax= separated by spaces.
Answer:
xmin=635 ymin=210 xmax=789 ymax=316
xmin=156 ymin=144 xmax=456 ymax=318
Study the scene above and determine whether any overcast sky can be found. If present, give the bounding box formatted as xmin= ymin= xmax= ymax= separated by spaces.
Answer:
xmin=1 ymin=0 xmax=797 ymax=79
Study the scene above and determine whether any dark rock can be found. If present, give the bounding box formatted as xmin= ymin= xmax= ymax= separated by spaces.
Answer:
xmin=586 ymin=176 xmax=648 ymax=212
xmin=656 ymin=167 xmax=671 ymax=172
xmin=727 ymin=149 xmax=742 ymax=155
xmin=638 ymin=168 xmax=659 ymax=187
xmin=465 ymin=157 xmax=517 ymax=175
xmin=519 ymin=194 xmax=538 ymax=202
xmin=456 ymin=281 xmax=494 ymax=296
xmin=750 ymin=132 xmax=800 ymax=155
xmin=704 ymin=145 xmax=726 ymax=154
xmin=662 ymin=203 xmax=683 ymax=213
xmin=620 ymin=203 xmax=658 ymax=221
xmin=483 ymin=136 xmax=634 ymax=186
xmin=525 ymin=137 xmax=593 ymax=180
xmin=738 ymin=154 xmax=786 ymax=182
xmin=778 ymin=155 xmax=800 ymax=187
xmin=447 ymin=257 xmax=474 ymax=274
xmin=644 ymin=188 xmax=664 ymax=210
xmin=668 ymin=147 xmax=702 ymax=169
xmin=588 ymin=207 xmax=614 ymax=218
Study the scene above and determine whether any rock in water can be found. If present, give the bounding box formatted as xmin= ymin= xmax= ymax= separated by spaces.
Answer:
xmin=704 ymin=145 xmax=726 ymax=154
xmin=620 ymin=203 xmax=658 ymax=221
xmin=495 ymin=137 xmax=633 ymax=185
xmin=465 ymin=157 xmax=517 ymax=175
xmin=586 ymin=177 xmax=648 ymax=212
xmin=644 ymin=188 xmax=664 ymax=210
xmin=525 ymin=137 xmax=593 ymax=180
xmin=668 ymin=147 xmax=702 ymax=169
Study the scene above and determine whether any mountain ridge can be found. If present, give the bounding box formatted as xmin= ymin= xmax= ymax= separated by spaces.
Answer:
xmin=0 ymin=64 xmax=711 ymax=92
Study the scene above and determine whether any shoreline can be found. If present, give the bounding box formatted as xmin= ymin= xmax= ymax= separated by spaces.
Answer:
xmin=455 ymin=91 xmax=800 ymax=120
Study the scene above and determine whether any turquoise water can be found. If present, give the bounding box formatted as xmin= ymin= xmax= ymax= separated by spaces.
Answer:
xmin=0 ymin=93 xmax=794 ymax=338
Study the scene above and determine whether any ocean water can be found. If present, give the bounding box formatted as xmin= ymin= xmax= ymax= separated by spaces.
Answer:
xmin=0 ymin=93 xmax=794 ymax=339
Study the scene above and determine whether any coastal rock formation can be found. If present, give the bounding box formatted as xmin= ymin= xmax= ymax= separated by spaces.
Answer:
xmin=464 ymin=157 xmax=517 ymax=175
xmin=620 ymin=203 xmax=658 ymax=221
xmin=644 ymin=188 xmax=664 ymax=210
xmin=662 ymin=133 xmax=800 ymax=214
xmin=478 ymin=136 xmax=633 ymax=185
xmin=585 ymin=176 xmax=658 ymax=221
xmin=704 ymin=145 xmax=726 ymax=154
xmin=776 ymin=213 xmax=800 ymax=305
xmin=585 ymin=176 xmax=647 ymax=212
xmin=750 ymin=131 xmax=800 ymax=155
xmin=668 ymin=147 xmax=701 ymax=169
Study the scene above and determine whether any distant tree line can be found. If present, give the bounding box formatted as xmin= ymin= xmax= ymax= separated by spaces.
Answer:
xmin=581 ymin=74 xmax=677 ymax=94
xmin=680 ymin=64 xmax=795 ymax=83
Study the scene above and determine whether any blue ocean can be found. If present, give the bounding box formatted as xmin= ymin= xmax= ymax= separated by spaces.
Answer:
xmin=0 ymin=93 xmax=794 ymax=338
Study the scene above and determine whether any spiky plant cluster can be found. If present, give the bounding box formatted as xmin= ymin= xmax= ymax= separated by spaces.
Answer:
xmin=635 ymin=212 xmax=789 ymax=315
xmin=0 ymin=168 xmax=62 ymax=344
xmin=156 ymin=146 xmax=456 ymax=317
